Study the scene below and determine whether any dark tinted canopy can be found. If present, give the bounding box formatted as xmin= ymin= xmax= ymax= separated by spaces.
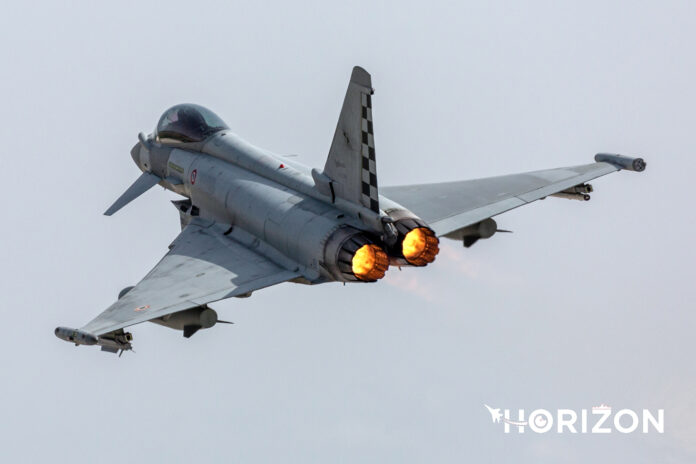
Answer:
xmin=155 ymin=104 xmax=228 ymax=143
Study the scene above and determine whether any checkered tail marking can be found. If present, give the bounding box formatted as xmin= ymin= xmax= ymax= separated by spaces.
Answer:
xmin=360 ymin=93 xmax=379 ymax=212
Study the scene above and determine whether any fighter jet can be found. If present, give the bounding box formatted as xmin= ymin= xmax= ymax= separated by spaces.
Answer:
xmin=55 ymin=66 xmax=646 ymax=355
xmin=484 ymin=405 xmax=503 ymax=424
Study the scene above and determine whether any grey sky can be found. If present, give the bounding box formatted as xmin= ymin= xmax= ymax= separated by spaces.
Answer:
xmin=1 ymin=1 xmax=694 ymax=462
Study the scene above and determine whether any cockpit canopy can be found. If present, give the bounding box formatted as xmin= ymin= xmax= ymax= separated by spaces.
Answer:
xmin=155 ymin=104 xmax=228 ymax=144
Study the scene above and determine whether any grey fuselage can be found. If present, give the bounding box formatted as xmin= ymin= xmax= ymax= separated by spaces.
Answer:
xmin=132 ymin=131 xmax=407 ymax=284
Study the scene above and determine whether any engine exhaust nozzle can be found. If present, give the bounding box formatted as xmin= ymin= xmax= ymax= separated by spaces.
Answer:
xmin=352 ymin=244 xmax=389 ymax=281
xmin=400 ymin=226 xmax=440 ymax=266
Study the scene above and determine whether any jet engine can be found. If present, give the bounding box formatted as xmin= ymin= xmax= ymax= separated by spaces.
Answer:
xmin=323 ymin=226 xmax=389 ymax=282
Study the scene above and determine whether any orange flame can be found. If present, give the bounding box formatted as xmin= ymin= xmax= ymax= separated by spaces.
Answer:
xmin=352 ymin=244 xmax=389 ymax=281
xmin=402 ymin=227 xmax=439 ymax=266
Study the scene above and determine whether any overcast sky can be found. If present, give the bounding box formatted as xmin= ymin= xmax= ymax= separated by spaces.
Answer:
xmin=1 ymin=1 xmax=694 ymax=462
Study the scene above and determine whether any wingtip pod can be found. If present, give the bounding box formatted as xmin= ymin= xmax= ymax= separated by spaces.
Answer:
xmin=595 ymin=153 xmax=647 ymax=172
xmin=55 ymin=326 xmax=133 ymax=355
xmin=54 ymin=327 xmax=98 ymax=345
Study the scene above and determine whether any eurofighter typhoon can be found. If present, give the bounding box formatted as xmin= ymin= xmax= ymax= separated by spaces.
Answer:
xmin=56 ymin=67 xmax=646 ymax=355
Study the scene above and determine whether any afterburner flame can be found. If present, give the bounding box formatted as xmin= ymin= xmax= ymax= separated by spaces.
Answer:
xmin=352 ymin=244 xmax=389 ymax=281
xmin=402 ymin=227 xmax=440 ymax=266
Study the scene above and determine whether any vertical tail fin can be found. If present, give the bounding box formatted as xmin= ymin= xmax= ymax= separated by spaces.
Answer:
xmin=323 ymin=66 xmax=380 ymax=213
